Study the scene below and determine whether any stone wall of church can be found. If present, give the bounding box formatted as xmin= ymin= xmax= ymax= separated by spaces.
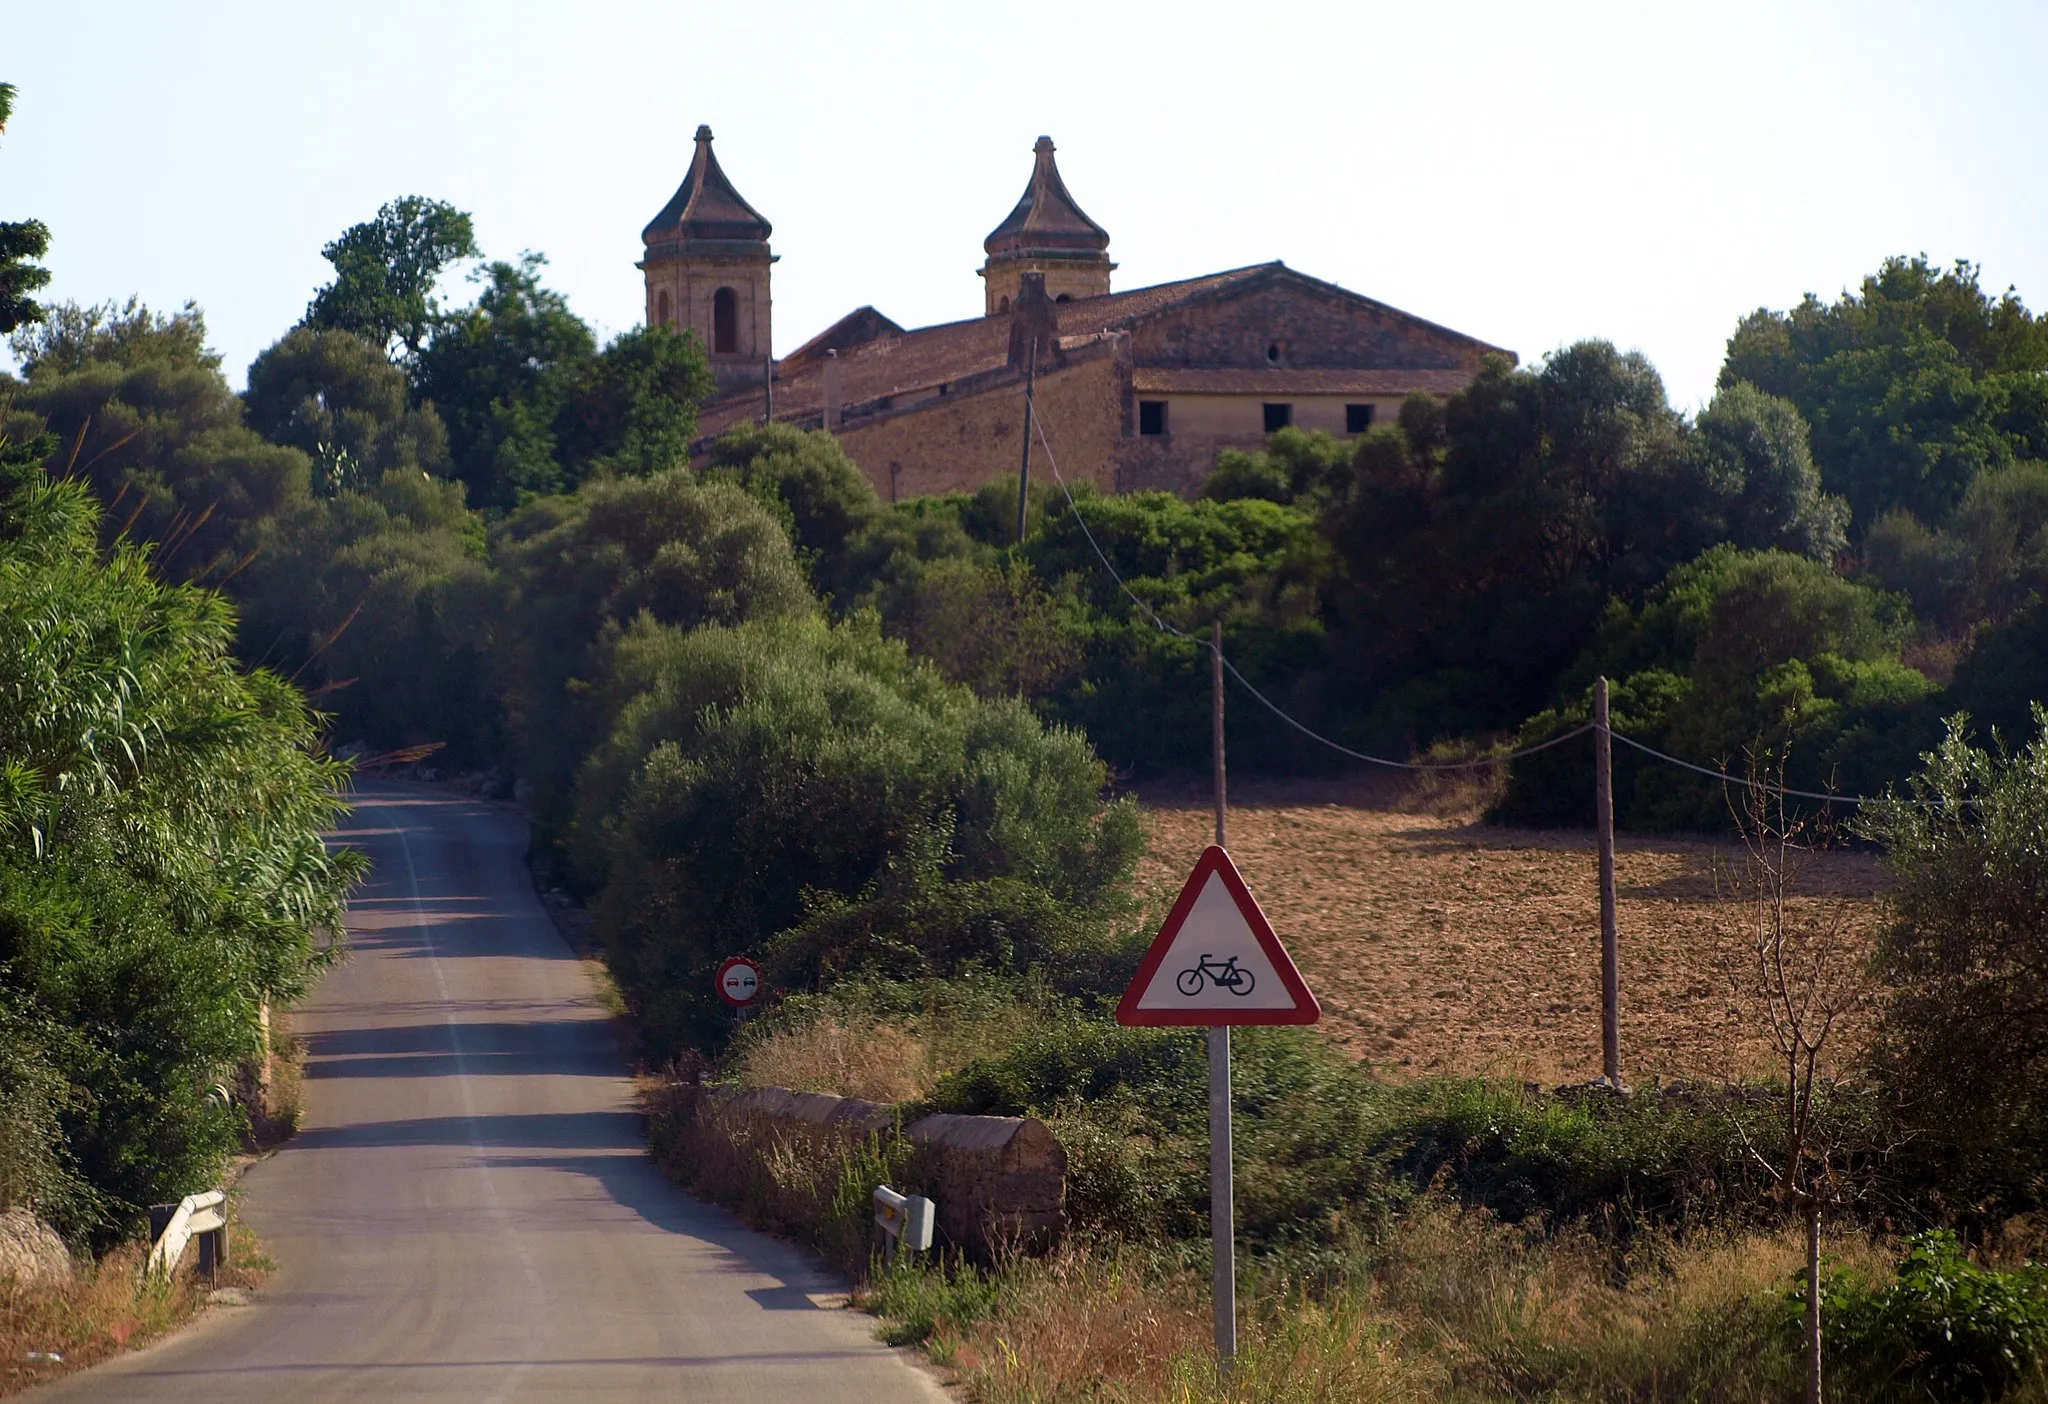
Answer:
xmin=832 ymin=352 xmax=1126 ymax=502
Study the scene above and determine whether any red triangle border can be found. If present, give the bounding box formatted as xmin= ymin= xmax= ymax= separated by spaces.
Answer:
xmin=1115 ymin=845 xmax=1321 ymax=1026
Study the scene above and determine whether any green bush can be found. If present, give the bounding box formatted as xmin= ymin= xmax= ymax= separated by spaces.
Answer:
xmin=1830 ymin=1230 xmax=2048 ymax=1401
xmin=1857 ymin=714 xmax=2048 ymax=1220
xmin=575 ymin=615 xmax=1143 ymax=1056
xmin=492 ymin=468 xmax=815 ymax=820
xmin=920 ymin=1016 xmax=1804 ymax=1250
xmin=1496 ymin=545 xmax=1937 ymax=829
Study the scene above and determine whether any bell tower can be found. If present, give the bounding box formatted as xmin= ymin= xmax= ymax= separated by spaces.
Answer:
xmin=980 ymin=136 xmax=1114 ymax=316
xmin=640 ymin=125 xmax=775 ymax=389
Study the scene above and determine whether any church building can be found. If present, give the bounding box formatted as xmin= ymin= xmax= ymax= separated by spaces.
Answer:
xmin=643 ymin=127 xmax=1513 ymax=499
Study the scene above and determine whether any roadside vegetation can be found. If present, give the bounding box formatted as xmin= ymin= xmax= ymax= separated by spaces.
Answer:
xmin=6 ymin=66 xmax=2048 ymax=1397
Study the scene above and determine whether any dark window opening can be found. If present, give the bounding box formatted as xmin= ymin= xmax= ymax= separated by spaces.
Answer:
xmin=1055 ymin=293 xmax=1073 ymax=303
xmin=1138 ymin=400 xmax=1168 ymax=436
xmin=713 ymin=287 xmax=739 ymax=354
xmin=1345 ymin=403 xmax=1375 ymax=434
xmin=1265 ymin=342 xmax=1282 ymax=365
xmin=657 ymin=289 xmax=671 ymax=327
xmin=998 ymin=295 xmax=1011 ymax=313
xmin=1263 ymin=402 xmax=1292 ymax=433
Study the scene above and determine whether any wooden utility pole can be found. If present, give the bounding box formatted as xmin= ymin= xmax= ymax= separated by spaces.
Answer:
xmin=1208 ymin=616 xmax=1235 ymax=1377
xmin=1212 ymin=619 xmax=1227 ymax=848
xmin=1594 ymin=676 xmax=1622 ymax=1088
xmin=1016 ymin=337 xmax=1038 ymax=544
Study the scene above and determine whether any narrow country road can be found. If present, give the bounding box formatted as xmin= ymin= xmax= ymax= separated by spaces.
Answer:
xmin=33 ymin=784 xmax=941 ymax=1403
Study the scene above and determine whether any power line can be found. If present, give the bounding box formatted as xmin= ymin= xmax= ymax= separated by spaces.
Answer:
xmin=1606 ymin=731 xmax=1871 ymax=806
xmin=1025 ymin=411 xmax=1880 ymax=802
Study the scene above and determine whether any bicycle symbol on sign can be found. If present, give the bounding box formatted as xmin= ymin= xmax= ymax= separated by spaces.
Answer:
xmin=1176 ymin=954 xmax=1256 ymax=998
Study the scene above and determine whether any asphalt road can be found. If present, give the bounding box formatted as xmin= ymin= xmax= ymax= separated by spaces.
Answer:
xmin=35 ymin=784 xmax=942 ymax=1403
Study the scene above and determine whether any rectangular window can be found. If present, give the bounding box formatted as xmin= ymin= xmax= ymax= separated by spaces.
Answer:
xmin=1346 ymin=403 xmax=1375 ymax=434
xmin=1263 ymin=402 xmax=1293 ymax=433
xmin=1138 ymin=400 xmax=1168 ymax=436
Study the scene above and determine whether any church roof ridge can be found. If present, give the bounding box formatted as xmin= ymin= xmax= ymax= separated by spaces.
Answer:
xmin=643 ymin=124 xmax=772 ymax=250
xmin=983 ymin=135 xmax=1110 ymax=259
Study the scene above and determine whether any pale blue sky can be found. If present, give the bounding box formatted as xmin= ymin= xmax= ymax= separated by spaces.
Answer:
xmin=6 ymin=1 xmax=2045 ymax=410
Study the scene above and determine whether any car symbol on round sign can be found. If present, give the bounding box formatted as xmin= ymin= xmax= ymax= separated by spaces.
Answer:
xmin=715 ymin=956 xmax=761 ymax=1007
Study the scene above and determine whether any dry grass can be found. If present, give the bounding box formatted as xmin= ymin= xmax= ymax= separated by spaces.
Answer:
xmin=0 ymin=1223 xmax=268 ymax=1398
xmin=735 ymin=1018 xmax=930 ymax=1103
xmin=870 ymin=1204 xmax=1895 ymax=1404
xmin=940 ymin=1248 xmax=1432 ymax=1404
xmin=731 ymin=985 xmax=1049 ymax=1101
xmin=1136 ymin=782 xmax=1885 ymax=1085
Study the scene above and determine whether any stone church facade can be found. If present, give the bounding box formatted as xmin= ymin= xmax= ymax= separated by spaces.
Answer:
xmin=642 ymin=128 xmax=1512 ymax=499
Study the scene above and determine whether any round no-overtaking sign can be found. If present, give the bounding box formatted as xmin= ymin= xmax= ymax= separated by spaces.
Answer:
xmin=715 ymin=957 xmax=761 ymax=1007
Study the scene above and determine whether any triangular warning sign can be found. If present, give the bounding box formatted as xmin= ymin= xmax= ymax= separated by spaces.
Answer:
xmin=1116 ymin=846 xmax=1320 ymax=1026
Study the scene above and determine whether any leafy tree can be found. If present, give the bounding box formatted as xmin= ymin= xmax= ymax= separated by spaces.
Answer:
xmin=1201 ymin=427 xmax=1351 ymax=507
xmin=233 ymin=469 xmax=497 ymax=761
xmin=0 ymin=448 xmax=361 ymax=1242
xmin=1696 ymin=380 xmax=1848 ymax=559
xmin=245 ymin=326 xmax=451 ymax=493
xmin=304 ymin=196 xmax=478 ymax=360
xmin=412 ymin=255 xmax=595 ymax=507
xmin=0 ymin=83 xmax=51 ymax=336
xmin=1863 ymin=461 xmax=2048 ymax=635
xmin=891 ymin=556 xmax=1079 ymax=698
xmin=556 ymin=324 xmax=713 ymax=478
xmin=1857 ymin=712 xmax=2048 ymax=1216
xmin=5 ymin=299 xmax=311 ymax=581
xmin=1320 ymin=349 xmax=1842 ymax=749
xmin=1722 ymin=257 xmax=2048 ymax=530
xmin=491 ymin=467 xmax=814 ymax=817
xmin=1497 ymin=546 xmax=1935 ymax=829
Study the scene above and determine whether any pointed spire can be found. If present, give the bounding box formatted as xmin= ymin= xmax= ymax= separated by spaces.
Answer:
xmin=642 ymin=124 xmax=773 ymax=254
xmin=983 ymin=136 xmax=1110 ymax=259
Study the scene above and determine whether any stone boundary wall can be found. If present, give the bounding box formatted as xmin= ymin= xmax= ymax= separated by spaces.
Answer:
xmin=684 ymin=1084 xmax=1067 ymax=1262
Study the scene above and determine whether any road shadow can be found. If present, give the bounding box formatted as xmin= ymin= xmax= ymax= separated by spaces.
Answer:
xmin=304 ymin=1018 xmax=619 ymax=1080
xmin=483 ymin=1148 xmax=853 ymax=1305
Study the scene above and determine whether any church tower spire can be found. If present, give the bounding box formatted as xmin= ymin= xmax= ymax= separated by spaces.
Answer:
xmin=980 ymin=136 xmax=1114 ymax=317
xmin=640 ymin=124 xmax=775 ymax=387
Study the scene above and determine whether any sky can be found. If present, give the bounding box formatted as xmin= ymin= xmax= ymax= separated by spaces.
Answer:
xmin=5 ymin=0 xmax=2046 ymax=411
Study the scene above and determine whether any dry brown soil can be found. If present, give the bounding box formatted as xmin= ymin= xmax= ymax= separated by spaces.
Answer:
xmin=1135 ymin=780 xmax=1884 ymax=1085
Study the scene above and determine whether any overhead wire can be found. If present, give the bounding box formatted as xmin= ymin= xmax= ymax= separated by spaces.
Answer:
xmin=1025 ymin=407 xmax=1879 ymax=802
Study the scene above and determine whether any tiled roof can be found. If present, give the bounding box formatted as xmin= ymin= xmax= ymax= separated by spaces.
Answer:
xmin=697 ymin=262 xmax=1506 ymax=442
xmin=643 ymin=125 xmax=772 ymax=253
xmin=780 ymin=306 xmax=905 ymax=369
xmin=701 ymin=267 xmax=1273 ymax=435
xmin=1130 ymin=368 xmax=1477 ymax=396
xmin=983 ymin=136 xmax=1111 ymax=259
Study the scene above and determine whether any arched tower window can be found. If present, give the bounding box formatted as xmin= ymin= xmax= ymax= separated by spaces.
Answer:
xmin=998 ymin=295 xmax=1011 ymax=314
xmin=657 ymin=289 xmax=671 ymax=327
xmin=713 ymin=287 xmax=739 ymax=354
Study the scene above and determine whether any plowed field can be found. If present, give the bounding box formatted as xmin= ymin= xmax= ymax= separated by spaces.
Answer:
xmin=1136 ymin=782 xmax=1884 ymax=1084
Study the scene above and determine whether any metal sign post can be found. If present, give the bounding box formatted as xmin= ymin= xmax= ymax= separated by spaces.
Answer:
xmin=1208 ymin=1024 xmax=1235 ymax=1369
xmin=1116 ymin=845 xmax=1317 ymax=1381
